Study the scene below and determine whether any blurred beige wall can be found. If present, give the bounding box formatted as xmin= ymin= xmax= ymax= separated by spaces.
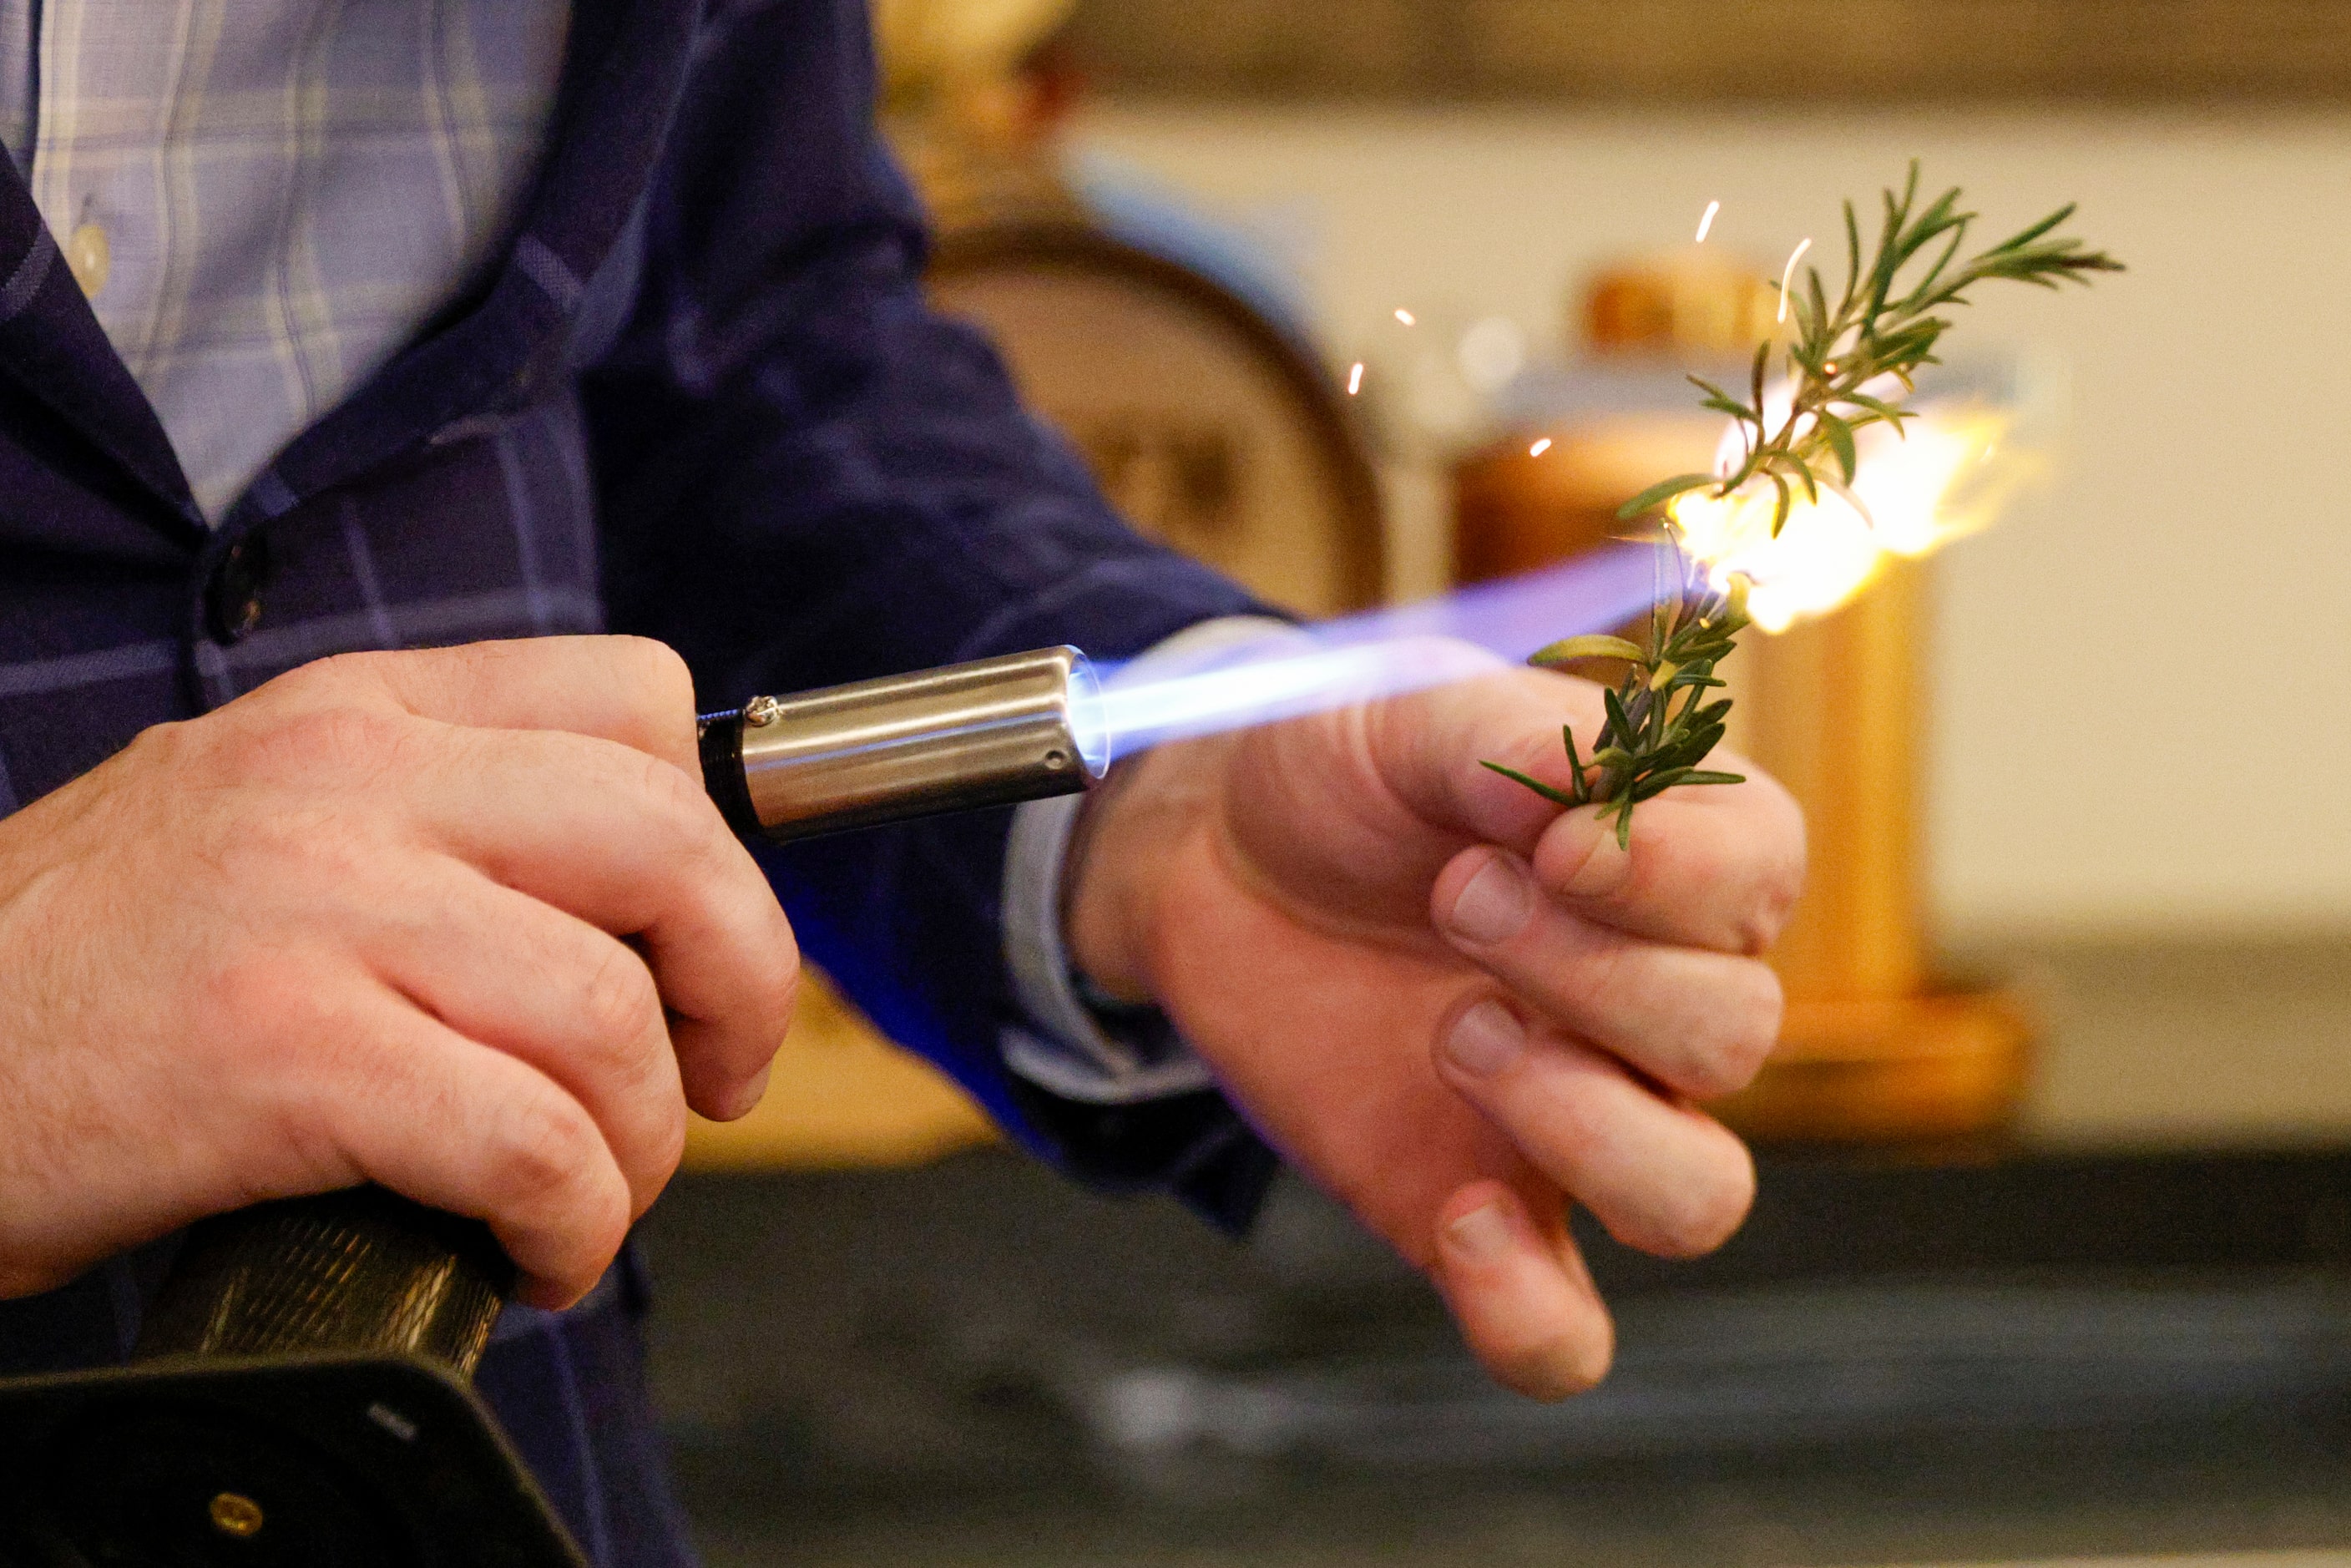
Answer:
xmin=1072 ymin=104 xmax=2351 ymax=948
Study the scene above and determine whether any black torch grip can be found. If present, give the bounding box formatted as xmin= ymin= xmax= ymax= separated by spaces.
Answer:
xmin=697 ymin=707 xmax=761 ymax=839
xmin=134 ymin=1186 xmax=513 ymax=1378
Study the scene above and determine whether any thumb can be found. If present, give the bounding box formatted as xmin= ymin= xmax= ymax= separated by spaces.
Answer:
xmin=1361 ymin=660 xmax=1612 ymax=856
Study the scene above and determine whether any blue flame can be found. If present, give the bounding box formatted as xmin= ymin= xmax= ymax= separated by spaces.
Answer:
xmin=1082 ymin=543 xmax=1666 ymax=765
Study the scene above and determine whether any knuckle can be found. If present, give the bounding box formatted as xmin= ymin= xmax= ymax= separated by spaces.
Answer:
xmin=230 ymin=985 xmax=376 ymax=1189
xmin=1742 ymin=786 xmax=1811 ymax=953
xmin=568 ymin=1170 xmax=634 ymax=1287
xmin=574 ymin=738 xmax=717 ymax=856
xmin=268 ymin=1091 xmax=367 ymax=1193
xmin=1732 ymin=965 xmax=1787 ymax=1081
xmin=255 ymin=653 xmax=400 ymax=726
xmin=574 ymin=941 xmax=663 ymax=1060
xmin=235 ymin=704 xmax=412 ymax=790
xmin=254 ymin=655 xmax=345 ymax=707
xmin=1683 ymin=964 xmax=1784 ymax=1098
xmin=487 ymin=1090 xmax=604 ymax=1216
xmin=640 ymin=1098 xmax=689 ymax=1200
xmin=1554 ymin=931 xmax=1630 ymax=1024
xmin=286 ymin=649 xmax=387 ymax=695
xmin=614 ymin=636 xmax=696 ymax=717
xmin=442 ymin=640 xmax=508 ymax=685
xmin=119 ymin=716 xmax=196 ymax=776
xmin=200 ymin=949 xmax=325 ymax=1050
xmin=633 ymin=749 xmax=724 ymax=855
xmin=205 ymin=804 xmax=391 ymax=914
xmin=1473 ymin=720 xmax=1576 ymax=803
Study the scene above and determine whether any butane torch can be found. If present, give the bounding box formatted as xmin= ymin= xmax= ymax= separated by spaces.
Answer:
xmin=0 ymin=647 xmax=1108 ymax=1568
xmin=699 ymin=644 xmax=1106 ymax=840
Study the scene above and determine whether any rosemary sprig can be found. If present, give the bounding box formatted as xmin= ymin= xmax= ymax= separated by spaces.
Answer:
xmin=1617 ymin=159 xmax=2124 ymax=535
xmin=1485 ymin=164 xmax=2121 ymax=843
xmin=1483 ymin=561 xmax=1750 ymax=849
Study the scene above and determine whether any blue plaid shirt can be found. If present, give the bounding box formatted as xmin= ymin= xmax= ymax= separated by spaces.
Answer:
xmin=0 ymin=0 xmax=1278 ymax=1559
xmin=0 ymin=0 xmax=569 ymax=521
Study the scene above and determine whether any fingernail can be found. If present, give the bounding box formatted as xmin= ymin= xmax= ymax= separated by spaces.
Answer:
xmin=729 ymin=1064 xmax=773 ymax=1120
xmin=1443 ymin=852 xmax=1534 ymax=946
xmin=1443 ymin=999 xmax=1526 ymax=1078
xmin=1554 ymin=810 xmax=1631 ymax=898
xmin=1445 ymin=1201 xmax=1515 ymax=1263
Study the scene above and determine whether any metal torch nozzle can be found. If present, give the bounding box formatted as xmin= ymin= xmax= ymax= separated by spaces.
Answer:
xmin=699 ymin=646 xmax=1106 ymax=842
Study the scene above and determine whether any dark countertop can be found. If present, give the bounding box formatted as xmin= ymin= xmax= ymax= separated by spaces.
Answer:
xmin=640 ymin=1149 xmax=2351 ymax=1568
xmin=638 ymin=935 xmax=2351 ymax=1567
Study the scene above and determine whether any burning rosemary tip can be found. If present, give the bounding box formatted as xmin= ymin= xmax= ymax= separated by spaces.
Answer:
xmin=1529 ymin=438 xmax=1553 ymax=457
xmin=1696 ymin=200 xmax=1721 ymax=242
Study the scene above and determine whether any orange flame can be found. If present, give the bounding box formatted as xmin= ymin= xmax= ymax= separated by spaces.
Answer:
xmin=1668 ymin=400 xmax=2029 ymax=634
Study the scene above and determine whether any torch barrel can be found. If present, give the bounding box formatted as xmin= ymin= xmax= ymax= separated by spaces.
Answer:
xmin=700 ymin=645 xmax=1104 ymax=842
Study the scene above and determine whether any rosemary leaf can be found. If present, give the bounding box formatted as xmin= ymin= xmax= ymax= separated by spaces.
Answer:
xmin=1478 ymin=760 xmax=1579 ymax=807
xmin=1529 ymin=634 xmax=1647 ymax=667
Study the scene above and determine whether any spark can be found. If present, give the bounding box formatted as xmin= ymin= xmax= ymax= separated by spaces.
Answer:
xmin=1347 ymin=362 xmax=1365 ymax=395
xmin=1393 ymin=308 xmax=1417 ymax=326
xmin=1695 ymin=200 xmax=1720 ymax=243
xmin=1529 ymin=438 xmax=1553 ymax=457
xmin=1776 ymin=237 xmax=1813 ymax=324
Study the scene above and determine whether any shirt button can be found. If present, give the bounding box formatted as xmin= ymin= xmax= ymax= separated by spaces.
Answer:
xmin=65 ymin=221 xmax=109 ymax=298
xmin=208 ymin=537 xmax=269 ymax=644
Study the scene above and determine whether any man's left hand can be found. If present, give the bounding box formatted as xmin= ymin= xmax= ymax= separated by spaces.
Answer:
xmin=1065 ymin=653 xmax=1805 ymax=1399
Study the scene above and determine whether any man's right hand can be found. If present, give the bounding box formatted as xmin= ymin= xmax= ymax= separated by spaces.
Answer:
xmin=0 ymin=637 xmax=798 ymax=1309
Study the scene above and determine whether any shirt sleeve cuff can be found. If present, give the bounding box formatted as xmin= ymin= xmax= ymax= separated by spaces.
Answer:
xmin=999 ymin=615 xmax=1306 ymax=1106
